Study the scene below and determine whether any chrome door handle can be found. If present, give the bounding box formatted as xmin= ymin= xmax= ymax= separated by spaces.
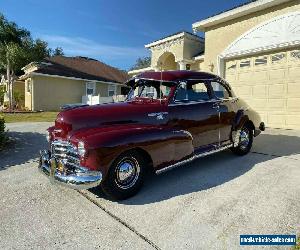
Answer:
xmin=148 ymin=112 xmax=168 ymax=120
xmin=212 ymin=103 xmax=220 ymax=109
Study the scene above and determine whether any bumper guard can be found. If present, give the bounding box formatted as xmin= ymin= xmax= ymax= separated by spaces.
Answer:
xmin=38 ymin=150 xmax=102 ymax=189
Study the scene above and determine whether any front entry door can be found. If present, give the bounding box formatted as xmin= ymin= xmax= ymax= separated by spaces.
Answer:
xmin=168 ymin=81 xmax=220 ymax=149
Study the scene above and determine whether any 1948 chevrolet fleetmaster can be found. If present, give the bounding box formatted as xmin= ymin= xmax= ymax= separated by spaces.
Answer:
xmin=39 ymin=70 xmax=265 ymax=200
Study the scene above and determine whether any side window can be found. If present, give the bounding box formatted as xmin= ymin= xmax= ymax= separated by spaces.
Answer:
xmin=175 ymin=82 xmax=210 ymax=102
xmin=211 ymin=81 xmax=231 ymax=99
xmin=108 ymin=85 xmax=116 ymax=97
xmin=86 ymin=82 xmax=95 ymax=95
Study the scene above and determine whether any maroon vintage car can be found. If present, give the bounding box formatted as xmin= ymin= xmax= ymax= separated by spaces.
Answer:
xmin=39 ymin=70 xmax=265 ymax=200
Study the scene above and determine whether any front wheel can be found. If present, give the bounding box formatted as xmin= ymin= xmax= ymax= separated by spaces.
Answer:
xmin=231 ymin=123 xmax=253 ymax=156
xmin=101 ymin=150 xmax=146 ymax=200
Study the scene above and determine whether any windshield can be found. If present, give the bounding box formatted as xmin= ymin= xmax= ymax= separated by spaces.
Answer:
xmin=127 ymin=80 xmax=174 ymax=101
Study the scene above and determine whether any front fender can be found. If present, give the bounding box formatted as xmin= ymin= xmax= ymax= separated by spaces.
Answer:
xmin=69 ymin=125 xmax=193 ymax=176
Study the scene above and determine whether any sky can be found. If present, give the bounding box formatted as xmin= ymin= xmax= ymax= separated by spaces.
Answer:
xmin=0 ymin=0 xmax=249 ymax=70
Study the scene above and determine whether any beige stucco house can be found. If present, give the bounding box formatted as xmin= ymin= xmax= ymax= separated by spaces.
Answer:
xmin=20 ymin=56 xmax=129 ymax=111
xmin=129 ymin=0 xmax=300 ymax=129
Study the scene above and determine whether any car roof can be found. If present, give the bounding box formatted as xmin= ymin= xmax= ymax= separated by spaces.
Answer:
xmin=126 ymin=70 xmax=221 ymax=85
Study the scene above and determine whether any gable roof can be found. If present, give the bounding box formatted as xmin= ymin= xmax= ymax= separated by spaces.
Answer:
xmin=23 ymin=56 xmax=129 ymax=84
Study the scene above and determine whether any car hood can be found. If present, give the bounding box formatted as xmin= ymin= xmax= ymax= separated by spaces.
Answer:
xmin=54 ymin=100 xmax=166 ymax=139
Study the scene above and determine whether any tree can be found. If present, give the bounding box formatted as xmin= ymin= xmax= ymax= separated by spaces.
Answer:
xmin=0 ymin=13 xmax=30 ymax=109
xmin=52 ymin=47 xmax=64 ymax=56
xmin=130 ymin=56 xmax=151 ymax=71
xmin=0 ymin=13 xmax=63 ymax=110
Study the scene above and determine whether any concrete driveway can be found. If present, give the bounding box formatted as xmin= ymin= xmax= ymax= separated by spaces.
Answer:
xmin=0 ymin=122 xmax=299 ymax=250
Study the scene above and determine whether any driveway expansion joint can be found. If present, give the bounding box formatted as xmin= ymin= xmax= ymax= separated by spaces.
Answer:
xmin=78 ymin=190 xmax=161 ymax=250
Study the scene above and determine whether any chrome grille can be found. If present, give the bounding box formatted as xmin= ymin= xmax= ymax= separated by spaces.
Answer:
xmin=51 ymin=140 xmax=80 ymax=168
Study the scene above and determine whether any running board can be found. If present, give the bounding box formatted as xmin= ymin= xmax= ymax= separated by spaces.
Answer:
xmin=155 ymin=144 xmax=233 ymax=175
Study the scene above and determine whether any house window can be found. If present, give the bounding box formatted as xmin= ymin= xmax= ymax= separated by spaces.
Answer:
xmin=227 ymin=62 xmax=236 ymax=70
xmin=186 ymin=64 xmax=191 ymax=70
xmin=291 ymin=50 xmax=300 ymax=60
xmin=26 ymin=80 xmax=31 ymax=93
xmin=86 ymin=82 xmax=95 ymax=95
xmin=240 ymin=60 xmax=251 ymax=68
xmin=255 ymin=56 xmax=267 ymax=66
xmin=271 ymin=53 xmax=285 ymax=63
xmin=108 ymin=85 xmax=117 ymax=97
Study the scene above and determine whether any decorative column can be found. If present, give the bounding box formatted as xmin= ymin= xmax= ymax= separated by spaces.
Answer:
xmin=178 ymin=61 xmax=187 ymax=70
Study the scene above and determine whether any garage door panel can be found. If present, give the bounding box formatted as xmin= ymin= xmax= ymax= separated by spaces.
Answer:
xmin=269 ymin=69 xmax=285 ymax=80
xmin=286 ymin=115 xmax=300 ymax=126
xmin=287 ymin=83 xmax=300 ymax=97
xmin=287 ymin=98 xmax=300 ymax=110
xmin=288 ymin=67 xmax=300 ymax=78
xmin=238 ymin=72 xmax=252 ymax=82
xmin=250 ymin=99 xmax=268 ymax=109
xmin=233 ymin=85 xmax=252 ymax=96
xmin=252 ymin=71 xmax=268 ymax=81
xmin=268 ymin=114 xmax=286 ymax=127
xmin=267 ymin=99 xmax=286 ymax=110
xmin=269 ymin=84 xmax=286 ymax=97
xmin=225 ymin=49 xmax=300 ymax=129
xmin=225 ymin=72 xmax=236 ymax=82
xmin=253 ymin=85 xmax=267 ymax=97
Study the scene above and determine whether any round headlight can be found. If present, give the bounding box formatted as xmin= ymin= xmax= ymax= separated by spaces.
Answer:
xmin=77 ymin=141 xmax=86 ymax=157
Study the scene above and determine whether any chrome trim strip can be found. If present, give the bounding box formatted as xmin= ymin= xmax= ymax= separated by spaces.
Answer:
xmin=148 ymin=112 xmax=168 ymax=117
xmin=155 ymin=144 xmax=233 ymax=174
xmin=169 ymin=100 xmax=217 ymax=106
xmin=168 ymin=97 xmax=238 ymax=107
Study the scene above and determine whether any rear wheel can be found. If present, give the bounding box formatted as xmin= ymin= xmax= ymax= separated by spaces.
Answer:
xmin=101 ymin=150 xmax=146 ymax=200
xmin=231 ymin=123 xmax=253 ymax=156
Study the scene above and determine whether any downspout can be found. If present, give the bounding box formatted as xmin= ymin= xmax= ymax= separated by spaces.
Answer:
xmin=31 ymin=78 xmax=34 ymax=111
xmin=217 ymin=55 xmax=225 ymax=78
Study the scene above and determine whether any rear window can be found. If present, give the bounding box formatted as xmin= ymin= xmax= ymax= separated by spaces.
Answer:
xmin=211 ymin=81 xmax=231 ymax=99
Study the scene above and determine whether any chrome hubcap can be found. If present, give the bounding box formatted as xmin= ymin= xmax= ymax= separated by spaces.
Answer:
xmin=239 ymin=128 xmax=250 ymax=150
xmin=115 ymin=158 xmax=140 ymax=189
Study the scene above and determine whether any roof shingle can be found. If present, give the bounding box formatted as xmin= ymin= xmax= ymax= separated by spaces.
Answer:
xmin=34 ymin=56 xmax=129 ymax=83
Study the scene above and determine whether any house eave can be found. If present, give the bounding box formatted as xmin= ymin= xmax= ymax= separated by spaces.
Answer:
xmin=20 ymin=72 xmax=125 ymax=86
xmin=128 ymin=67 xmax=153 ymax=75
xmin=192 ymin=0 xmax=292 ymax=31
xmin=145 ymin=32 xmax=203 ymax=49
xmin=194 ymin=55 xmax=205 ymax=61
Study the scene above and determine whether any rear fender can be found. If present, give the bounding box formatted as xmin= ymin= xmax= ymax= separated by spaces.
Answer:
xmin=231 ymin=107 xmax=263 ymax=145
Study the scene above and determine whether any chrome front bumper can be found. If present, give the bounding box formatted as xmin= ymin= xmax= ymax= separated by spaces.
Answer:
xmin=38 ymin=150 xmax=102 ymax=189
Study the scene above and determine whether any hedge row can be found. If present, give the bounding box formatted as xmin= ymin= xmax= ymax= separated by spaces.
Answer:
xmin=0 ymin=115 xmax=7 ymax=149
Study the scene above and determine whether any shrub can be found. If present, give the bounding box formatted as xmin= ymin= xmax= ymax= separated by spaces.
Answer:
xmin=0 ymin=115 xmax=8 ymax=149
xmin=13 ymin=90 xmax=25 ymax=109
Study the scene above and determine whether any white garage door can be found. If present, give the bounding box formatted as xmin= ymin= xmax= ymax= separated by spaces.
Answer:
xmin=225 ymin=48 xmax=300 ymax=129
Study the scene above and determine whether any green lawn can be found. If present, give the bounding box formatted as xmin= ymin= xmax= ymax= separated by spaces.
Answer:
xmin=292 ymin=237 xmax=300 ymax=250
xmin=1 ymin=112 xmax=59 ymax=123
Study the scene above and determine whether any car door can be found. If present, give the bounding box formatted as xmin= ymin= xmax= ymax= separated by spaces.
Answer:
xmin=168 ymin=81 xmax=220 ymax=149
xmin=210 ymin=80 xmax=237 ymax=144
